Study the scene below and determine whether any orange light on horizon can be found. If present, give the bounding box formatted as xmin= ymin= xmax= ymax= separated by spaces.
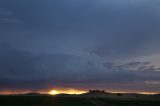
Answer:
xmin=0 ymin=89 xmax=159 ymax=95
xmin=110 ymin=91 xmax=158 ymax=95
xmin=48 ymin=89 xmax=86 ymax=95
xmin=139 ymin=92 xmax=157 ymax=95
xmin=49 ymin=90 xmax=59 ymax=95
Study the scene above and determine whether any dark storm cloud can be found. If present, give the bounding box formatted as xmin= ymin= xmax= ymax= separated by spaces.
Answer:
xmin=1 ymin=0 xmax=160 ymax=58
xmin=0 ymin=0 xmax=160 ymax=91
xmin=0 ymin=44 xmax=160 ymax=91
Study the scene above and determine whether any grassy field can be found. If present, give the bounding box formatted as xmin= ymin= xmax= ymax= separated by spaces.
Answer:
xmin=0 ymin=96 xmax=95 ymax=106
xmin=88 ymin=98 xmax=160 ymax=106
xmin=0 ymin=96 xmax=160 ymax=106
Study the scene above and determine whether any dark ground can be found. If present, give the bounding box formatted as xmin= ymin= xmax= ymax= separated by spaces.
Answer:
xmin=0 ymin=96 xmax=160 ymax=106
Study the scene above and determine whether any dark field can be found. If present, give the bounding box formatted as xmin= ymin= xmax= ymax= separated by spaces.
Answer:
xmin=0 ymin=96 xmax=160 ymax=106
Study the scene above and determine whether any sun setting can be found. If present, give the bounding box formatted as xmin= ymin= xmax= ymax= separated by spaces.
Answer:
xmin=48 ymin=89 xmax=86 ymax=95
xmin=49 ymin=90 xmax=58 ymax=95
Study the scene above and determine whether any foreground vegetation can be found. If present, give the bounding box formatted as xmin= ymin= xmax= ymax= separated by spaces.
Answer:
xmin=0 ymin=95 xmax=159 ymax=106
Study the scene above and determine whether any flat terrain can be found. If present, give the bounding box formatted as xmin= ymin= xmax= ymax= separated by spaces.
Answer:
xmin=0 ymin=96 xmax=95 ymax=106
xmin=0 ymin=96 xmax=160 ymax=106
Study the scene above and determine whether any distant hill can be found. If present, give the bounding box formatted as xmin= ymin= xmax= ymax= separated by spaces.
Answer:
xmin=1 ymin=90 xmax=160 ymax=100
xmin=152 ymin=94 xmax=160 ymax=97
xmin=80 ymin=90 xmax=109 ymax=97
xmin=55 ymin=93 xmax=76 ymax=97
xmin=79 ymin=90 xmax=154 ymax=99
xmin=18 ymin=93 xmax=50 ymax=96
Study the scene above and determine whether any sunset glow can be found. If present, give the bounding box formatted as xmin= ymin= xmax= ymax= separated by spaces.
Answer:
xmin=0 ymin=89 xmax=158 ymax=95
xmin=49 ymin=90 xmax=58 ymax=95
xmin=48 ymin=89 xmax=86 ymax=95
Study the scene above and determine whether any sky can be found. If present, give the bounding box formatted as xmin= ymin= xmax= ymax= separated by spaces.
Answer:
xmin=0 ymin=0 xmax=160 ymax=94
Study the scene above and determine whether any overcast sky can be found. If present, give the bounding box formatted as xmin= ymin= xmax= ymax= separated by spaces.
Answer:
xmin=0 ymin=0 xmax=160 ymax=93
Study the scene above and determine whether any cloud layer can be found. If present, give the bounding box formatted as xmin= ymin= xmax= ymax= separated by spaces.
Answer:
xmin=0 ymin=0 xmax=160 ymax=92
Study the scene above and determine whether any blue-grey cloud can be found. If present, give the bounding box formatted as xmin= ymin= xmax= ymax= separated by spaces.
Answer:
xmin=0 ymin=0 xmax=160 ymax=92
xmin=0 ymin=44 xmax=160 ymax=92
xmin=0 ymin=8 xmax=12 ymax=16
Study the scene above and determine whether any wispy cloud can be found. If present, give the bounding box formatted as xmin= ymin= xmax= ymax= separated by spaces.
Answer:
xmin=0 ymin=8 xmax=12 ymax=16
xmin=0 ymin=8 xmax=23 ymax=24
xmin=0 ymin=18 xmax=23 ymax=24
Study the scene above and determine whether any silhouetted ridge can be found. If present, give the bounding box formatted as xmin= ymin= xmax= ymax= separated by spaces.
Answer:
xmin=81 ymin=90 xmax=109 ymax=97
